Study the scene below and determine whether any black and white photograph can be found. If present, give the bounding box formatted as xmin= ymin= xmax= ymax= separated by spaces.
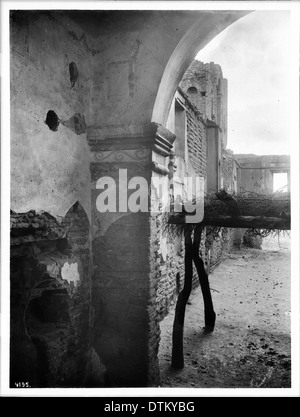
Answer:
xmin=1 ymin=0 xmax=299 ymax=398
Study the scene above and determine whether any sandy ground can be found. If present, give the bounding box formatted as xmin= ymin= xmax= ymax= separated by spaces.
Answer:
xmin=158 ymin=234 xmax=292 ymax=389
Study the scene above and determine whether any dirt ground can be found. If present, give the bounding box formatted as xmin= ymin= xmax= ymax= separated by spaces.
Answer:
xmin=158 ymin=234 xmax=292 ymax=389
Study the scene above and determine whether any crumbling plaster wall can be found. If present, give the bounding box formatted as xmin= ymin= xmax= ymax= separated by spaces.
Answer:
xmin=10 ymin=11 xmax=94 ymax=220
xmin=10 ymin=10 xmax=250 ymax=387
xmin=10 ymin=203 xmax=97 ymax=387
xmin=10 ymin=12 xmax=98 ymax=388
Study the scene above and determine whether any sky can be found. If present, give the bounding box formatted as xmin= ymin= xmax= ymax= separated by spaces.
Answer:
xmin=196 ymin=10 xmax=296 ymax=156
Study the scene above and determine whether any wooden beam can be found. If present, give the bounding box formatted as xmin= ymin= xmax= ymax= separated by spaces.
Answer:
xmin=202 ymin=215 xmax=290 ymax=230
xmin=168 ymin=190 xmax=291 ymax=230
xmin=169 ymin=213 xmax=290 ymax=230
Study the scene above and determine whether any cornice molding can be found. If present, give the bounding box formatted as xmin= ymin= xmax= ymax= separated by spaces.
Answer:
xmin=87 ymin=122 xmax=176 ymax=158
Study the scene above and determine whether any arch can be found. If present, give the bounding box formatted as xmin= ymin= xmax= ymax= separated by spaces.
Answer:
xmin=151 ymin=11 xmax=251 ymax=127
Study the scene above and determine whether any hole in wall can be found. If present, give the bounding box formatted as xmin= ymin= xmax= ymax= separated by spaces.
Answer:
xmin=187 ymin=86 xmax=197 ymax=95
xmin=69 ymin=61 xmax=78 ymax=87
xmin=45 ymin=110 xmax=60 ymax=132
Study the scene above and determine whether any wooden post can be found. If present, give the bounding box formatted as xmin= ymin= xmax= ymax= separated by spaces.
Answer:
xmin=171 ymin=226 xmax=216 ymax=369
xmin=193 ymin=226 xmax=216 ymax=331
xmin=171 ymin=227 xmax=193 ymax=369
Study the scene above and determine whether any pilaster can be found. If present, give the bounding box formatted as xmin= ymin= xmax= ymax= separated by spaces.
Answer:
xmin=87 ymin=122 xmax=175 ymax=387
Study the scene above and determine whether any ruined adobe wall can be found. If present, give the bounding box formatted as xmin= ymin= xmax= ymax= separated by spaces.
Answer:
xmin=234 ymin=154 xmax=290 ymax=195
xmin=9 ymin=12 xmax=100 ymax=388
xmin=10 ymin=203 xmax=100 ymax=387
xmin=180 ymin=60 xmax=227 ymax=147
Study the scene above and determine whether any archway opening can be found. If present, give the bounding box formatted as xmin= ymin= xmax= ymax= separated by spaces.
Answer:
xmin=155 ymin=9 xmax=292 ymax=389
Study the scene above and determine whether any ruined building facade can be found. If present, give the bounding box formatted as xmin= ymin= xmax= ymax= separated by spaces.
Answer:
xmin=155 ymin=61 xmax=236 ymax=319
xmin=235 ymin=154 xmax=290 ymax=194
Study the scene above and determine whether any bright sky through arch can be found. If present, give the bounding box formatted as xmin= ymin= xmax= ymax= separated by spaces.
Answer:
xmin=196 ymin=10 xmax=292 ymax=156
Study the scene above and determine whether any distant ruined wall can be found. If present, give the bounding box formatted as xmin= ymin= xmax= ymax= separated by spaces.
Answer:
xmin=235 ymin=154 xmax=290 ymax=195
xmin=180 ymin=60 xmax=228 ymax=147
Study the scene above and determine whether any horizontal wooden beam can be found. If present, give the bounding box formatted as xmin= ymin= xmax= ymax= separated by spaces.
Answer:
xmin=169 ymin=213 xmax=290 ymax=230
xmin=203 ymin=215 xmax=290 ymax=230
xmin=168 ymin=190 xmax=290 ymax=230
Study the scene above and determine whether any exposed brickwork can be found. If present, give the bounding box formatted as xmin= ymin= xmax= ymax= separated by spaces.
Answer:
xmin=205 ymin=227 xmax=235 ymax=271
xmin=179 ymin=61 xmax=207 ymax=116
xmin=148 ymin=217 xmax=162 ymax=385
xmin=180 ymin=60 xmax=227 ymax=146
xmin=10 ymin=210 xmax=66 ymax=244
xmin=154 ymin=214 xmax=207 ymax=322
xmin=152 ymin=214 xmax=185 ymax=321
xmin=186 ymin=106 xmax=207 ymax=177
xmin=10 ymin=202 xmax=93 ymax=388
